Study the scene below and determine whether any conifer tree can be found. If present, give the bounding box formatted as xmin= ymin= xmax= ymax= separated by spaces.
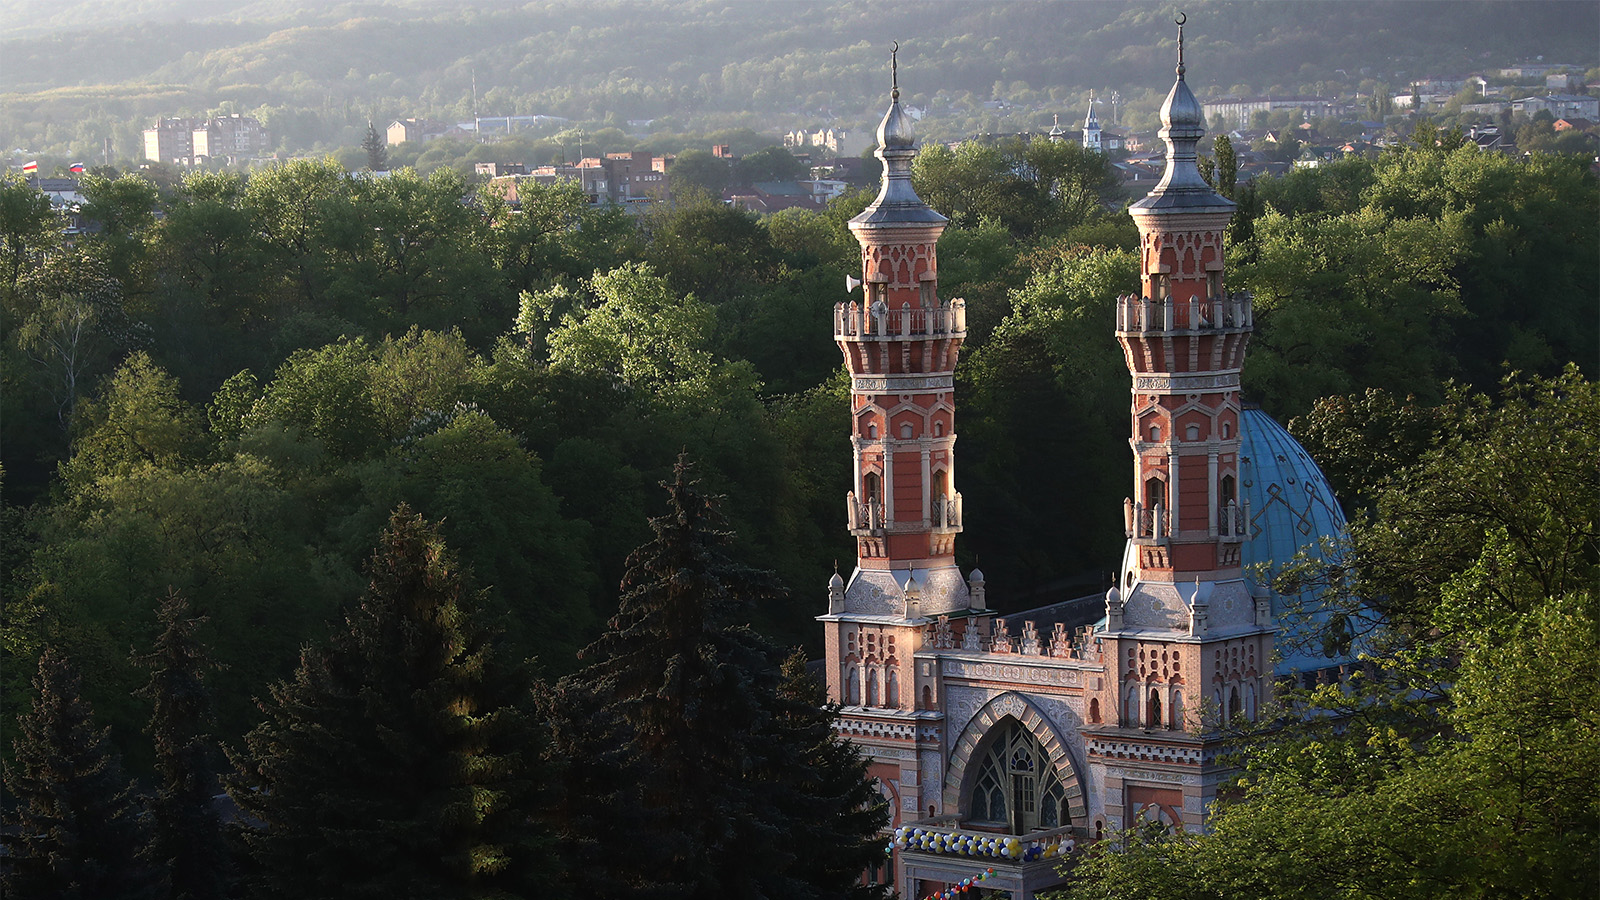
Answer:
xmin=134 ymin=589 xmax=228 ymax=900
xmin=551 ymin=457 xmax=886 ymax=899
xmin=2 ymin=648 xmax=161 ymax=900
xmin=227 ymin=506 xmax=557 ymax=900
xmin=766 ymin=650 xmax=890 ymax=900
xmin=363 ymin=121 xmax=388 ymax=172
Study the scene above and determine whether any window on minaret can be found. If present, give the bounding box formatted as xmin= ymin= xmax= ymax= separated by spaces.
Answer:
xmin=1207 ymin=270 xmax=1221 ymax=300
xmin=864 ymin=472 xmax=882 ymax=507
xmin=1147 ymin=688 xmax=1163 ymax=729
xmin=1221 ymin=475 xmax=1236 ymax=509
xmin=1144 ymin=477 xmax=1166 ymax=510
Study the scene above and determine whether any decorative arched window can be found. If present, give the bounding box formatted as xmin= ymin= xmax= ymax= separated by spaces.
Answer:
xmin=867 ymin=423 xmax=878 ymax=439
xmin=933 ymin=420 xmax=945 ymax=437
xmin=1149 ymin=424 xmax=1162 ymax=442
xmin=967 ymin=719 xmax=1069 ymax=834
xmin=864 ymin=472 xmax=882 ymax=506
xmin=1170 ymin=690 xmax=1185 ymax=731
xmin=921 ymin=685 xmax=933 ymax=710
xmin=1221 ymin=421 xmax=1232 ymax=439
xmin=1124 ymin=682 xmax=1141 ymax=727
xmin=887 ymin=669 xmax=900 ymax=708
xmin=900 ymin=422 xmax=914 ymax=439
xmin=1146 ymin=687 xmax=1163 ymax=728
xmin=1088 ymin=697 xmax=1101 ymax=724
xmin=1144 ymin=477 xmax=1166 ymax=509
xmin=866 ymin=669 xmax=880 ymax=707
xmin=1228 ymin=684 xmax=1241 ymax=722
xmin=846 ymin=667 xmax=860 ymax=705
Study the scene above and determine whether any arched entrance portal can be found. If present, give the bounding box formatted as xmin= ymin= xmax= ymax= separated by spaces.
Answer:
xmin=965 ymin=719 xmax=1071 ymax=834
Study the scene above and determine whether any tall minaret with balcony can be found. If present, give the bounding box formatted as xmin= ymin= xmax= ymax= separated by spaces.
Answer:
xmin=831 ymin=46 xmax=971 ymax=624
xmin=1097 ymin=16 xmax=1272 ymax=775
xmin=821 ymin=50 xmax=977 ymax=823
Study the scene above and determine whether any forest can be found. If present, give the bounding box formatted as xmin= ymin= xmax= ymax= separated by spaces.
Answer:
xmin=5 ymin=0 xmax=1598 ymax=166
xmin=1 ymin=125 xmax=1597 ymax=897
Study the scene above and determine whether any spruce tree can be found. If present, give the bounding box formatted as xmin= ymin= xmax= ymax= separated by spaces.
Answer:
xmin=134 ymin=589 xmax=228 ymax=900
xmin=551 ymin=457 xmax=886 ymax=899
xmin=766 ymin=650 xmax=890 ymax=900
xmin=363 ymin=121 xmax=388 ymax=172
xmin=227 ymin=506 xmax=557 ymax=900
xmin=2 ymin=648 xmax=161 ymax=900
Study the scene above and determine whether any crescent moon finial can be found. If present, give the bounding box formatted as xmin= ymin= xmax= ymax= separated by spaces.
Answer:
xmin=891 ymin=41 xmax=901 ymax=99
xmin=1175 ymin=12 xmax=1187 ymax=77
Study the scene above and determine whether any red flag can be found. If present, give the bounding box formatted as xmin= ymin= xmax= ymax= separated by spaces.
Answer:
xmin=22 ymin=160 xmax=38 ymax=173
xmin=69 ymin=162 xmax=85 ymax=173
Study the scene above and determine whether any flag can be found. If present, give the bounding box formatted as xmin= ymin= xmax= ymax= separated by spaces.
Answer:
xmin=22 ymin=160 xmax=38 ymax=173
xmin=69 ymin=162 xmax=85 ymax=173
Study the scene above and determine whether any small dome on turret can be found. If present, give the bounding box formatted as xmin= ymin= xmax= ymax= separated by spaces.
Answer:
xmin=828 ymin=571 xmax=845 ymax=591
xmin=969 ymin=568 xmax=985 ymax=585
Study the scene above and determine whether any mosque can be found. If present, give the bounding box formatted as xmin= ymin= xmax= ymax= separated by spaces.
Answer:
xmin=819 ymin=22 xmax=1349 ymax=900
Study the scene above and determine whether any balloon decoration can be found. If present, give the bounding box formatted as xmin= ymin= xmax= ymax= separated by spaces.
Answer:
xmin=885 ymin=825 xmax=1076 ymax=863
xmin=882 ymin=826 xmax=1080 ymax=898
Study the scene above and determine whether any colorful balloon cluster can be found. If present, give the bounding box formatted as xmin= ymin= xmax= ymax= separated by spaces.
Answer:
xmin=887 ymin=825 xmax=1075 ymax=862
xmin=923 ymin=866 xmax=997 ymax=899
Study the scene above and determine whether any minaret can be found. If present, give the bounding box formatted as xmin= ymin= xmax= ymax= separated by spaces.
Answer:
xmin=1106 ymin=12 xmax=1270 ymax=735
xmin=820 ymin=46 xmax=973 ymax=834
xmin=1081 ymin=16 xmax=1272 ymax=836
xmin=1083 ymin=90 xmax=1102 ymax=151
xmin=833 ymin=44 xmax=970 ymax=621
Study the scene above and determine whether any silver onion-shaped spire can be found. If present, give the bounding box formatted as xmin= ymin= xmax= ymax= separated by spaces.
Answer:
xmin=1130 ymin=13 xmax=1233 ymax=213
xmin=851 ymin=42 xmax=948 ymax=228
xmin=877 ymin=45 xmax=916 ymax=150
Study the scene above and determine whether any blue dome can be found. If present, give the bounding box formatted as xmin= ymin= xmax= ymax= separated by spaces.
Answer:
xmin=1238 ymin=407 xmax=1351 ymax=675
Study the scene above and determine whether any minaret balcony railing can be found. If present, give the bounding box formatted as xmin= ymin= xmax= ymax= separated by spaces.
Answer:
xmin=834 ymin=298 xmax=968 ymax=341
xmin=846 ymin=493 xmax=965 ymax=535
xmin=846 ymin=492 xmax=885 ymax=535
xmin=1123 ymin=500 xmax=1169 ymax=545
xmin=1115 ymin=291 xmax=1253 ymax=336
xmin=1215 ymin=500 xmax=1249 ymax=543
xmin=930 ymin=493 xmax=963 ymax=533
